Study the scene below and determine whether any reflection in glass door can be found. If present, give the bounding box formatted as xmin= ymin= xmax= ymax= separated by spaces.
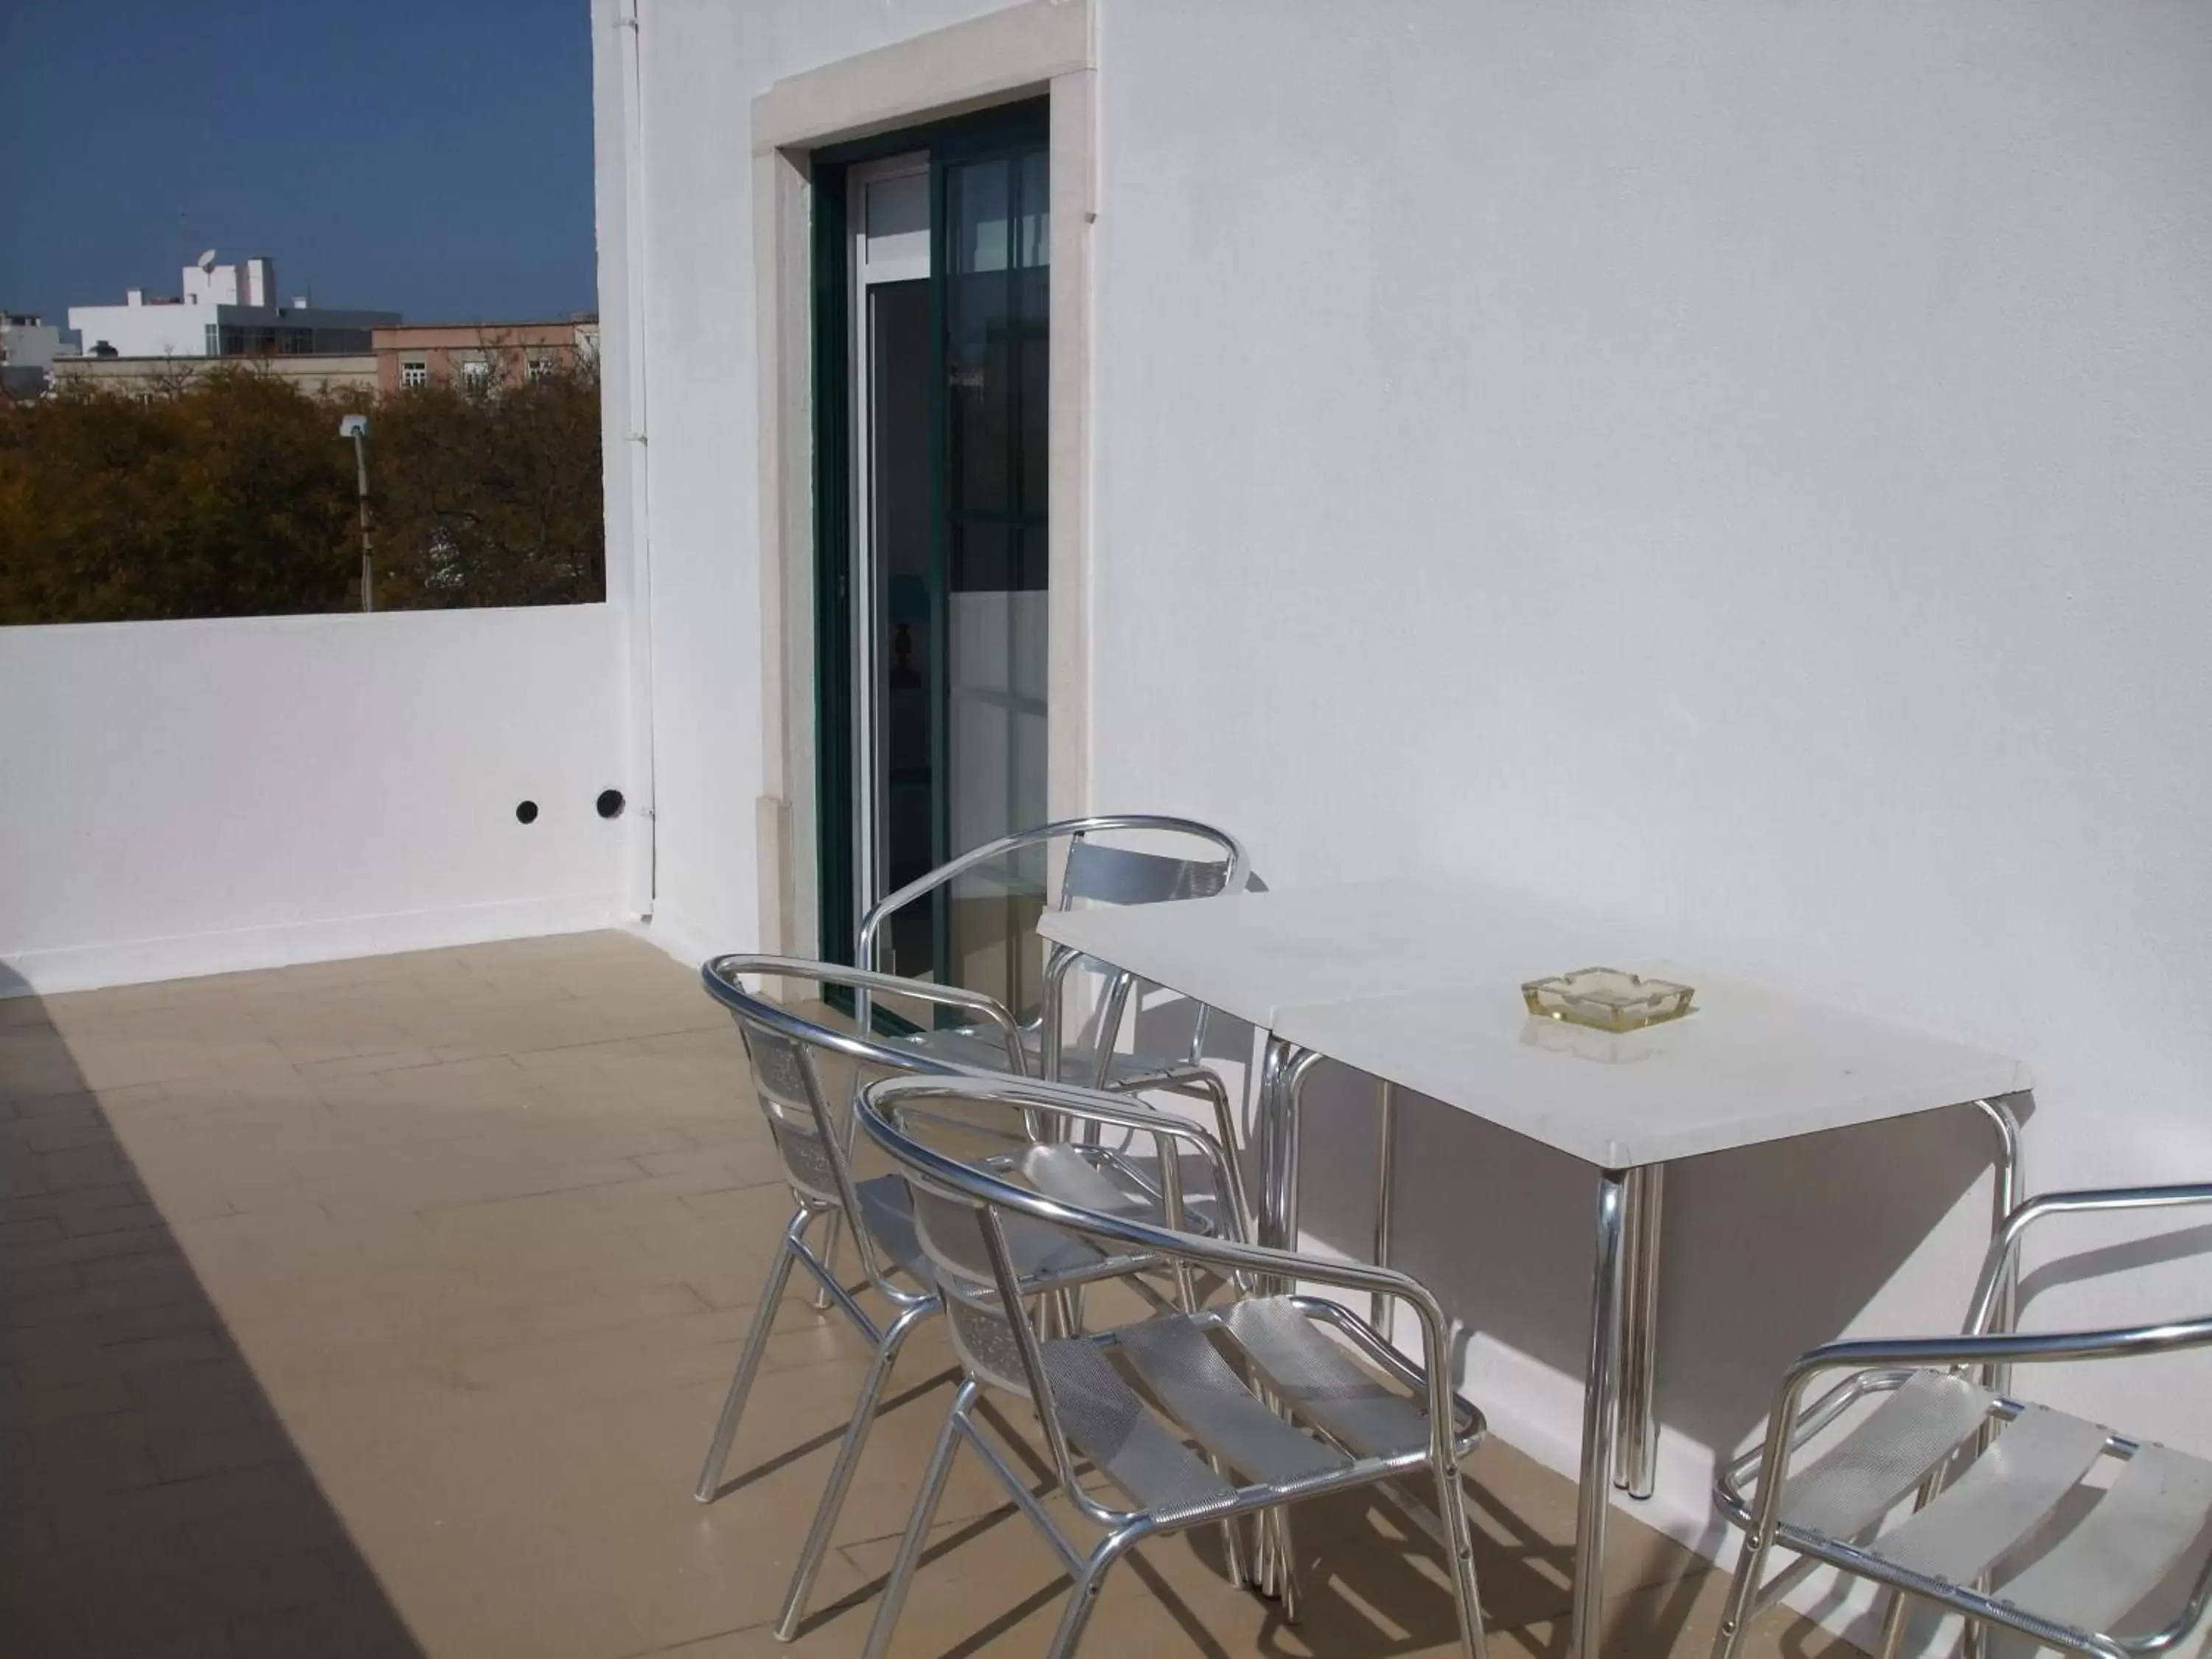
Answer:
xmin=942 ymin=142 xmax=1049 ymax=1013
xmin=822 ymin=104 xmax=1050 ymax=1017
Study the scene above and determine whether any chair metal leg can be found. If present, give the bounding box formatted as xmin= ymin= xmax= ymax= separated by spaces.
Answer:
xmin=1052 ymin=1284 xmax=1085 ymax=1339
xmin=695 ymin=1208 xmax=808 ymax=1502
xmin=1571 ymin=1169 xmax=1630 ymax=1659
xmin=1613 ymin=1163 xmax=1665 ymax=1498
xmin=1874 ymin=1585 xmax=1915 ymax=1659
xmin=1180 ymin=1066 xmax=1256 ymax=1246
xmin=773 ymin=1298 xmax=934 ymax=1640
xmin=862 ymin=1377 xmax=978 ymax=1659
xmin=809 ymin=1211 xmax=844 ymax=1312
xmin=1711 ymin=1518 xmax=1774 ymax=1659
xmin=1211 ymin=1505 xmax=1249 ymax=1593
xmin=1271 ymin=1506 xmax=1301 ymax=1623
xmin=1044 ymin=1527 xmax=1143 ymax=1659
xmin=1434 ymin=1458 xmax=1492 ymax=1659
xmin=1371 ymin=1079 xmax=1399 ymax=1332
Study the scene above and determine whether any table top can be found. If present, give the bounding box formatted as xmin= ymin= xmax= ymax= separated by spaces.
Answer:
xmin=1037 ymin=881 xmax=2031 ymax=1169
xmin=1037 ymin=879 xmax=1638 ymax=1029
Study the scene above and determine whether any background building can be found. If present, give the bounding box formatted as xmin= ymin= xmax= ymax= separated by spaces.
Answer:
xmin=50 ymin=352 xmax=379 ymax=397
xmin=67 ymin=252 xmax=397 ymax=361
xmin=0 ymin=311 xmax=77 ymax=397
xmin=373 ymin=316 xmax=598 ymax=392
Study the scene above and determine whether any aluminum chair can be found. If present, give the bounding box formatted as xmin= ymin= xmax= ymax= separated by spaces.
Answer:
xmin=855 ymin=1071 xmax=1492 ymax=1659
xmin=855 ymin=815 xmax=1257 ymax=1228
xmin=692 ymin=956 xmax=1237 ymax=1643
xmin=1713 ymin=1182 xmax=2212 ymax=1659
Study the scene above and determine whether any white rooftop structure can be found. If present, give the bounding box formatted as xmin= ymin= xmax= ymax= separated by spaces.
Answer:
xmin=67 ymin=251 xmax=397 ymax=359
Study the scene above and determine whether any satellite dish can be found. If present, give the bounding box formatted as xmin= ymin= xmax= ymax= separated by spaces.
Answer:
xmin=195 ymin=249 xmax=218 ymax=271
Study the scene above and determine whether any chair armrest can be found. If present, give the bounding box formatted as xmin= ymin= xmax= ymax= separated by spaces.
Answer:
xmin=1792 ymin=1315 xmax=2212 ymax=1385
xmin=1722 ymin=1313 xmax=2212 ymax=1546
xmin=1965 ymin=1181 xmax=2212 ymax=1335
xmin=702 ymin=953 xmax=1027 ymax=1076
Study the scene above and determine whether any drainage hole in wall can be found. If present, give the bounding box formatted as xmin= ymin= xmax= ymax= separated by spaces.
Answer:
xmin=596 ymin=788 xmax=626 ymax=820
xmin=515 ymin=801 xmax=539 ymax=824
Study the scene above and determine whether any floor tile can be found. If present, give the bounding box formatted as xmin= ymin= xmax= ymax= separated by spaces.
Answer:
xmin=0 ymin=933 xmax=1857 ymax=1659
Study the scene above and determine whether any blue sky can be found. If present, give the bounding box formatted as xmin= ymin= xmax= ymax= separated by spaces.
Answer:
xmin=0 ymin=0 xmax=597 ymax=327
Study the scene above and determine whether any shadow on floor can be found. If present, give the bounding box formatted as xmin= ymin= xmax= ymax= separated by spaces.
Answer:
xmin=0 ymin=963 xmax=422 ymax=1659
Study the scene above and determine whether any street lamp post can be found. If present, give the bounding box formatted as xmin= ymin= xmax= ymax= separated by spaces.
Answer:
xmin=338 ymin=414 xmax=372 ymax=612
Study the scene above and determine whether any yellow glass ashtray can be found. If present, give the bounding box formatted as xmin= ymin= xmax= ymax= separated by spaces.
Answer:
xmin=1522 ymin=967 xmax=1695 ymax=1033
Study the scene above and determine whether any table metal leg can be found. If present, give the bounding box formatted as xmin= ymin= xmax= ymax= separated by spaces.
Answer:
xmin=1971 ymin=1096 xmax=2024 ymax=1394
xmin=1268 ymin=1046 xmax=1323 ymax=1263
xmin=1571 ymin=1169 xmax=1630 ymax=1659
xmin=1961 ymin=1095 xmax=2024 ymax=1659
xmin=1371 ymin=1079 xmax=1399 ymax=1334
xmin=1613 ymin=1163 xmax=1665 ymax=1498
xmin=1250 ymin=1036 xmax=1326 ymax=1612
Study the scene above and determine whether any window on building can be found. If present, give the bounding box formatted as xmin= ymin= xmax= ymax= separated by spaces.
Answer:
xmin=400 ymin=360 xmax=428 ymax=389
xmin=527 ymin=355 xmax=556 ymax=381
xmin=461 ymin=358 xmax=492 ymax=389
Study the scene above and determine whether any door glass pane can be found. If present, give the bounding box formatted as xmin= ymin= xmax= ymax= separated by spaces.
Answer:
xmin=945 ymin=145 xmax=1050 ymax=1015
xmin=862 ymin=173 xmax=928 ymax=273
xmin=866 ymin=278 xmax=935 ymax=984
xmin=953 ymin=158 xmax=1011 ymax=274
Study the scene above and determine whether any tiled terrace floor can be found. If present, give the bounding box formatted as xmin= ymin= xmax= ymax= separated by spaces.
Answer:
xmin=0 ymin=932 xmax=1855 ymax=1659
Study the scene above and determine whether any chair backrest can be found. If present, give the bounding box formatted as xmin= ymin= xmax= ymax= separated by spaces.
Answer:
xmin=860 ymin=1077 xmax=1151 ymax=1487
xmin=1057 ymin=824 xmax=1242 ymax=911
xmin=700 ymin=955 xmax=992 ymax=1301
xmin=855 ymin=814 xmax=1253 ymax=1052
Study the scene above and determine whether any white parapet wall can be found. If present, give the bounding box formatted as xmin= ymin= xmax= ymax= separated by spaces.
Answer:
xmin=0 ymin=604 xmax=630 ymax=995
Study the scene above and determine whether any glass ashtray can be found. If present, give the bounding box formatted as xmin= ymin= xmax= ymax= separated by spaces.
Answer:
xmin=1522 ymin=967 xmax=1695 ymax=1033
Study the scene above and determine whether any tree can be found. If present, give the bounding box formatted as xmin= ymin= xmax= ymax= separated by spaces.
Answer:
xmin=0 ymin=369 xmax=357 ymax=622
xmin=0 ymin=354 xmax=604 ymax=623
xmin=369 ymin=347 xmax=605 ymax=609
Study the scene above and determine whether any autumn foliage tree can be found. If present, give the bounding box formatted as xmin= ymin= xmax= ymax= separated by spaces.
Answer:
xmin=0 ymin=356 xmax=603 ymax=624
xmin=369 ymin=357 xmax=605 ymax=609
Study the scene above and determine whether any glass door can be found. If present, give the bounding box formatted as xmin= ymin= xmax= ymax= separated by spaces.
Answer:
xmin=815 ymin=102 xmax=1050 ymax=1017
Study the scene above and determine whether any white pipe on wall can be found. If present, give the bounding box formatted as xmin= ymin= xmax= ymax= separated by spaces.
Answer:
xmin=614 ymin=0 xmax=658 ymax=922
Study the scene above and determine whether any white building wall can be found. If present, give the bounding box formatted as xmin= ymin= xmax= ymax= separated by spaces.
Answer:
xmin=0 ymin=319 xmax=75 ymax=369
xmin=68 ymin=299 xmax=208 ymax=360
xmin=585 ymin=0 xmax=1032 ymax=970
xmin=0 ymin=607 xmax=628 ymax=994
xmin=599 ymin=0 xmax=2212 ymax=1636
xmin=1088 ymin=0 xmax=2212 ymax=1613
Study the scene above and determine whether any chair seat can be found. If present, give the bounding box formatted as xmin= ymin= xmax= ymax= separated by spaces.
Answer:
xmin=893 ymin=1024 xmax=1212 ymax=1093
xmin=1036 ymin=1295 xmax=1469 ymax=1530
xmin=1769 ymin=1368 xmax=2212 ymax=1645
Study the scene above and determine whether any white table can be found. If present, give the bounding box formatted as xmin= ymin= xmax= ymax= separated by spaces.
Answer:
xmin=1039 ymin=880 xmax=2032 ymax=1659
